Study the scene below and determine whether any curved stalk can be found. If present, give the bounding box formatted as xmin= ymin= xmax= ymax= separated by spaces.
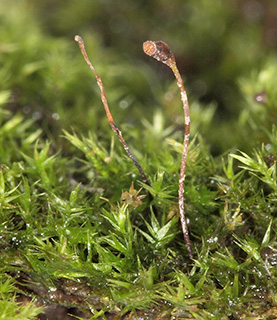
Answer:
xmin=75 ymin=35 xmax=149 ymax=185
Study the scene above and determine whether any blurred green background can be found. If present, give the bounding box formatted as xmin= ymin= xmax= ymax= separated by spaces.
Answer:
xmin=1 ymin=0 xmax=277 ymax=154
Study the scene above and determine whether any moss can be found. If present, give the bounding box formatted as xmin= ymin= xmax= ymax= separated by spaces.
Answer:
xmin=0 ymin=1 xmax=276 ymax=319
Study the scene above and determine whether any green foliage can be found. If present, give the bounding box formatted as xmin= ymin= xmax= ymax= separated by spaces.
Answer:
xmin=1 ymin=1 xmax=277 ymax=319
xmin=0 ymin=276 xmax=43 ymax=320
xmin=138 ymin=209 xmax=179 ymax=250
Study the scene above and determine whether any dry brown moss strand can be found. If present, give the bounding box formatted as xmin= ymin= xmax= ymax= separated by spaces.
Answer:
xmin=75 ymin=35 xmax=149 ymax=185
xmin=143 ymin=40 xmax=193 ymax=260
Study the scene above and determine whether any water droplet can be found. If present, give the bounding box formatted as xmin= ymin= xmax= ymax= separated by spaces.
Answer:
xmin=119 ymin=100 xmax=128 ymax=109
xmin=52 ymin=112 xmax=60 ymax=120
xmin=32 ymin=111 xmax=42 ymax=120
xmin=23 ymin=105 xmax=31 ymax=114
xmin=207 ymin=236 xmax=218 ymax=244
xmin=228 ymin=299 xmax=235 ymax=306
xmin=254 ymin=91 xmax=267 ymax=104
xmin=242 ymin=1 xmax=264 ymax=20
xmin=164 ymin=91 xmax=173 ymax=101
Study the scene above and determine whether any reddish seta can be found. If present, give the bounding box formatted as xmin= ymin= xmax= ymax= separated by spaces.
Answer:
xmin=143 ymin=40 xmax=193 ymax=260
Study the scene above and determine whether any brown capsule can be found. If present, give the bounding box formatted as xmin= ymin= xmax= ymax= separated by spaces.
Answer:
xmin=143 ymin=41 xmax=157 ymax=57
xmin=143 ymin=40 xmax=175 ymax=65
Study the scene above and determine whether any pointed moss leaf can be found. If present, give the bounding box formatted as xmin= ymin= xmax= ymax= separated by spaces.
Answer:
xmin=138 ymin=229 xmax=155 ymax=244
xmin=0 ymin=90 xmax=10 ymax=105
xmin=139 ymin=181 xmax=174 ymax=200
xmin=231 ymin=151 xmax=258 ymax=170
xmin=69 ymin=183 xmax=82 ymax=204
xmin=19 ymin=177 xmax=31 ymax=212
xmin=102 ymin=205 xmax=130 ymax=235
xmin=142 ymin=110 xmax=175 ymax=139
xmin=214 ymin=249 xmax=240 ymax=271
xmin=231 ymin=150 xmax=268 ymax=173
xmin=222 ymin=155 xmax=234 ymax=180
xmin=231 ymin=150 xmax=277 ymax=191
xmin=261 ymin=219 xmax=272 ymax=248
xmin=150 ymin=210 xmax=160 ymax=233
xmin=139 ymin=212 xmax=178 ymax=247
xmin=176 ymin=271 xmax=195 ymax=293
xmin=156 ymin=217 xmax=178 ymax=242
xmin=108 ymin=279 xmax=132 ymax=289
xmin=165 ymin=138 xmax=183 ymax=154
xmin=0 ymin=114 xmax=23 ymax=134
xmin=24 ymin=128 xmax=42 ymax=145
xmin=0 ymin=171 xmax=4 ymax=194
xmin=103 ymin=234 xmax=129 ymax=255
xmin=22 ymin=61 xmax=45 ymax=76
xmin=233 ymin=273 xmax=240 ymax=298
xmin=233 ymin=235 xmax=261 ymax=261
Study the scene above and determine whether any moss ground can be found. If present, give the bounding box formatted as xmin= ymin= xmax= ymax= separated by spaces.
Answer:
xmin=0 ymin=1 xmax=276 ymax=319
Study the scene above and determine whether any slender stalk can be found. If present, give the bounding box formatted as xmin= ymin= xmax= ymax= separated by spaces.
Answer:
xmin=75 ymin=35 xmax=149 ymax=185
xmin=143 ymin=40 xmax=193 ymax=260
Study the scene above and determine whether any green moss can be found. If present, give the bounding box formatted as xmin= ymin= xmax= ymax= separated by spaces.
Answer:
xmin=0 ymin=1 xmax=276 ymax=319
